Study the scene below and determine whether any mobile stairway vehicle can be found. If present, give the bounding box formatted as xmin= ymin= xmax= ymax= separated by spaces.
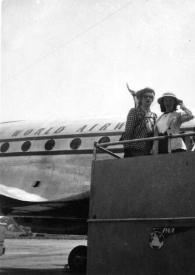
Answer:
xmin=87 ymin=133 xmax=195 ymax=275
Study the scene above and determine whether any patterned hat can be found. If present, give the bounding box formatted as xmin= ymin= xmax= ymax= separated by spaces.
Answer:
xmin=136 ymin=88 xmax=155 ymax=99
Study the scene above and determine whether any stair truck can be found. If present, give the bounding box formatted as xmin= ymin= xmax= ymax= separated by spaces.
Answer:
xmin=87 ymin=133 xmax=195 ymax=275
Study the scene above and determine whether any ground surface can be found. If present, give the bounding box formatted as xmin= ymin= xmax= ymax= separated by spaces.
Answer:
xmin=0 ymin=238 xmax=87 ymax=274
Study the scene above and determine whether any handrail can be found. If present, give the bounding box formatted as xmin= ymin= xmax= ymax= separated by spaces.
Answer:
xmin=95 ymin=145 xmax=121 ymax=159
xmin=93 ymin=131 xmax=195 ymax=160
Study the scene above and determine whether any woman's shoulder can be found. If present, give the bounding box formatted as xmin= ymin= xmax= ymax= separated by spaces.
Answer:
xmin=129 ymin=107 xmax=137 ymax=112
xmin=127 ymin=107 xmax=138 ymax=116
xmin=127 ymin=108 xmax=144 ymax=122
xmin=170 ymin=111 xmax=180 ymax=118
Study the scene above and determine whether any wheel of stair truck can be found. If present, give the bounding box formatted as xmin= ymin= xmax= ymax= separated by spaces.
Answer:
xmin=68 ymin=245 xmax=87 ymax=273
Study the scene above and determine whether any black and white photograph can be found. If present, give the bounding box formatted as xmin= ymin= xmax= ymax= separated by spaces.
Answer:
xmin=0 ymin=0 xmax=195 ymax=274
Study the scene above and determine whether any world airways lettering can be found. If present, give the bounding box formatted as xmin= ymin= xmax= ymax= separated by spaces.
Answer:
xmin=11 ymin=122 xmax=125 ymax=137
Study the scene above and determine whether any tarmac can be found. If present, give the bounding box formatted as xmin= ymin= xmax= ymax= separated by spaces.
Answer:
xmin=0 ymin=238 xmax=87 ymax=275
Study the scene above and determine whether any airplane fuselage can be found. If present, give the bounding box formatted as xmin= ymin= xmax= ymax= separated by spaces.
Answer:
xmin=0 ymin=119 xmax=124 ymax=234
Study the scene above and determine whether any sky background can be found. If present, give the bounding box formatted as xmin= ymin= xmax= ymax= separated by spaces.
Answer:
xmin=1 ymin=0 xmax=195 ymax=122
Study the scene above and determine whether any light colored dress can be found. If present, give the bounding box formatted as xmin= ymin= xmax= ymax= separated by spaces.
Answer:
xmin=153 ymin=109 xmax=194 ymax=153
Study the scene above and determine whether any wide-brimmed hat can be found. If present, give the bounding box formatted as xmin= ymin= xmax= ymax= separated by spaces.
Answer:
xmin=157 ymin=92 xmax=182 ymax=105
xmin=136 ymin=87 xmax=155 ymax=99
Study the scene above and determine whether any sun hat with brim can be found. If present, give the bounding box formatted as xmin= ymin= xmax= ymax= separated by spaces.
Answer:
xmin=157 ymin=92 xmax=182 ymax=105
xmin=136 ymin=87 xmax=155 ymax=99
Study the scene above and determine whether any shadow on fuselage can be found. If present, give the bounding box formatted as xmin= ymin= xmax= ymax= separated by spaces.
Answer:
xmin=0 ymin=195 xmax=89 ymax=235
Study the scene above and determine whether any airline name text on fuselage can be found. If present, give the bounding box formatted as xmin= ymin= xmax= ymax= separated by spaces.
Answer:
xmin=11 ymin=122 xmax=125 ymax=137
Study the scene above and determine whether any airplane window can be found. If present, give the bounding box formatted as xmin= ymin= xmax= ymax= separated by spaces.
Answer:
xmin=45 ymin=139 xmax=55 ymax=150
xmin=21 ymin=141 xmax=31 ymax=152
xmin=0 ymin=142 xmax=10 ymax=153
xmin=98 ymin=136 xmax=110 ymax=144
xmin=70 ymin=138 xmax=81 ymax=149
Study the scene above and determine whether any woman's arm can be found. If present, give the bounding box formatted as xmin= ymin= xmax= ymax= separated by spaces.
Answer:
xmin=123 ymin=108 xmax=137 ymax=140
xmin=179 ymin=102 xmax=194 ymax=123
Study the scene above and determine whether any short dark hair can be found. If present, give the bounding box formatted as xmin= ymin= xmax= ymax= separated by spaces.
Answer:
xmin=159 ymin=99 xmax=178 ymax=112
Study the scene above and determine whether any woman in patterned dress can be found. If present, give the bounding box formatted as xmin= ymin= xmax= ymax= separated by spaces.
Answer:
xmin=123 ymin=87 xmax=157 ymax=158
